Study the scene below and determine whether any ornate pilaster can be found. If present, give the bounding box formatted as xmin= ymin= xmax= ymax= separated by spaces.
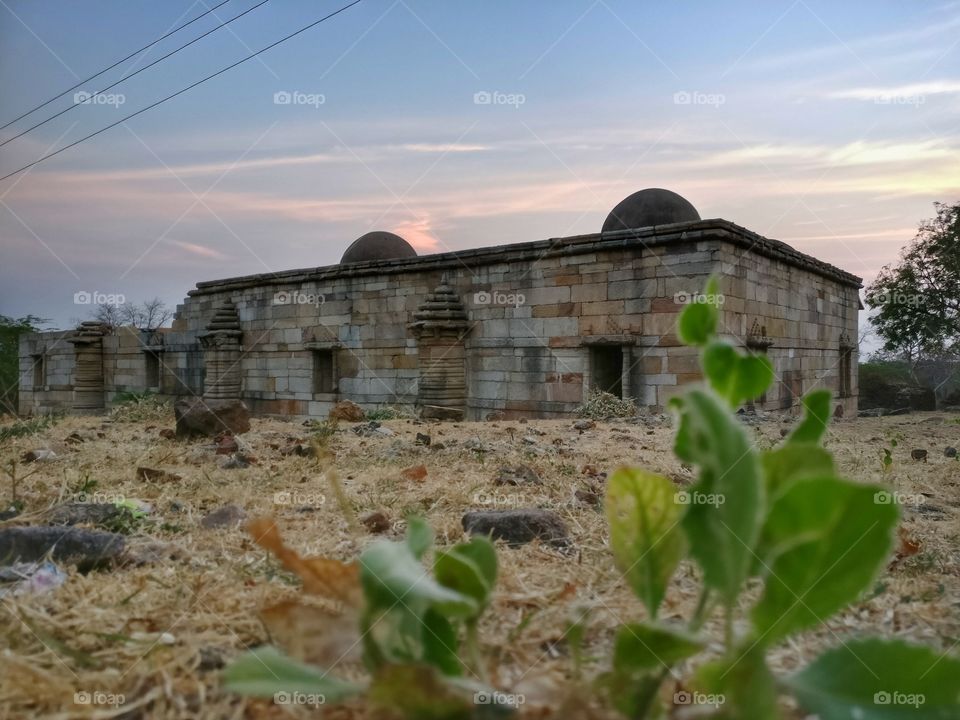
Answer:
xmin=68 ymin=321 xmax=107 ymax=412
xmin=199 ymin=300 xmax=243 ymax=399
xmin=409 ymin=275 xmax=472 ymax=420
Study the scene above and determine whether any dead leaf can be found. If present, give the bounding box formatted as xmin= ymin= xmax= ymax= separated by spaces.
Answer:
xmin=247 ymin=517 xmax=361 ymax=605
xmin=401 ymin=464 xmax=428 ymax=482
xmin=261 ymin=598 xmax=361 ymax=666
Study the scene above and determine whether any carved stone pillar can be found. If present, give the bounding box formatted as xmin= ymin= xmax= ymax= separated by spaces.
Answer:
xmin=69 ymin=321 xmax=107 ymax=412
xmin=409 ymin=276 xmax=472 ymax=420
xmin=199 ymin=300 xmax=243 ymax=399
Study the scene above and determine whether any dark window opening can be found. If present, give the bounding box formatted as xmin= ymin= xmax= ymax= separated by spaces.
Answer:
xmin=780 ymin=369 xmax=795 ymax=409
xmin=145 ymin=351 xmax=161 ymax=389
xmin=313 ymin=350 xmax=336 ymax=394
xmin=591 ymin=346 xmax=623 ymax=398
xmin=32 ymin=354 xmax=45 ymax=390
xmin=839 ymin=348 xmax=853 ymax=398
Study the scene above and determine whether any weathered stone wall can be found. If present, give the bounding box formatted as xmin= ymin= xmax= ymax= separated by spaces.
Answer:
xmin=17 ymin=220 xmax=862 ymax=419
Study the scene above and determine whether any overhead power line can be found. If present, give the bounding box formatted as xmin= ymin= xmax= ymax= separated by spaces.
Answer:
xmin=1 ymin=0 xmax=235 ymax=130
xmin=0 ymin=0 xmax=273 ymax=148
xmin=0 ymin=0 xmax=363 ymax=183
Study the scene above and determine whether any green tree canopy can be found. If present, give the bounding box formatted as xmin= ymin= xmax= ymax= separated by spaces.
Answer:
xmin=0 ymin=314 xmax=49 ymax=415
xmin=865 ymin=201 xmax=960 ymax=362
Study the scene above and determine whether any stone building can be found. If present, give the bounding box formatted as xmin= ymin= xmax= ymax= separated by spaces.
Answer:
xmin=19 ymin=188 xmax=862 ymax=420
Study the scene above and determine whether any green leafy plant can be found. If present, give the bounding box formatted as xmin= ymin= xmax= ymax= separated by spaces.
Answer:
xmin=0 ymin=413 xmax=58 ymax=443
xmin=601 ymin=277 xmax=959 ymax=719
xmin=225 ymin=518 xmax=508 ymax=717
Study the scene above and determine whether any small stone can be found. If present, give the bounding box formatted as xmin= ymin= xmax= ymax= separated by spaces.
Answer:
xmin=159 ymin=632 xmax=176 ymax=645
xmin=65 ymin=431 xmax=88 ymax=445
xmin=159 ymin=428 xmax=176 ymax=440
xmin=495 ymin=464 xmax=542 ymax=486
xmin=573 ymin=420 xmax=595 ymax=431
xmin=574 ymin=488 xmax=602 ymax=506
xmin=0 ymin=526 xmax=125 ymax=571
xmin=361 ymin=511 xmax=391 ymax=534
xmin=45 ymin=503 xmax=127 ymax=529
xmin=215 ymin=434 xmax=239 ymax=455
xmin=415 ymin=432 xmax=431 ymax=446
xmin=137 ymin=466 xmax=182 ymax=483
xmin=200 ymin=504 xmax=246 ymax=529
xmin=197 ymin=646 xmax=225 ymax=672
xmin=431 ymin=442 xmax=446 ymax=451
xmin=945 ymin=447 xmax=957 ymax=458
xmin=462 ymin=509 xmax=570 ymax=549
xmin=22 ymin=449 xmax=56 ymax=463
xmin=329 ymin=400 xmax=365 ymax=422
xmin=911 ymin=449 xmax=928 ymax=462
xmin=220 ymin=453 xmax=252 ymax=469
xmin=522 ymin=435 xmax=538 ymax=445
xmin=174 ymin=398 xmax=250 ymax=438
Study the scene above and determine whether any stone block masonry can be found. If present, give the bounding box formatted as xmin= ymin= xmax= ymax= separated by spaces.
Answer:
xmin=19 ymin=191 xmax=863 ymax=420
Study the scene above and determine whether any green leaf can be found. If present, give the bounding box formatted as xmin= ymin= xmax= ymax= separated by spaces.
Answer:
xmin=751 ymin=477 xmax=898 ymax=642
xmin=761 ymin=443 xmax=835 ymax=497
xmin=785 ymin=638 xmax=960 ymax=720
xmin=406 ymin=516 xmax=433 ymax=560
xmin=368 ymin=663 xmax=477 ymax=719
xmin=421 ymin=609 xmax=463 ymax=676
xmin=676 ymin=389 xmax=764 ymax=607
xmin=223 ymin=646 xmax=361 ymax=701
xmin=360 ymin=539 xmax=477 ymax=619
xmin=702 ymin=342 xmax=775 ymax=408
xmin=695 ymin=643 xmax=781 ymax=720
xmin=434 ymin=538 xmax=497 ymax=613
xmin=600 ymin=623 xmax=703 ymax=719
xmin=785 ymin=390 xmax=832 ymax=445
xmin=605 ymin=468 xmax=687 ymax=617
xmin=613 ymin=622 xmax=704 ymax=672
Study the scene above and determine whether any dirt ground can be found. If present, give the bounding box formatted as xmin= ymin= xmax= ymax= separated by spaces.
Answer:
xmin=0 ymin=405 xmax=958 ymax=719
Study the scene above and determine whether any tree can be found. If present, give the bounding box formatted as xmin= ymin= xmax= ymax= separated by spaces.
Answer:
xmin=0 ymin=315 xmax=49 ymax=416
xmin=865 ymin=201 xmax=960 ymax=363
xmin=89 ymin=298 xmax=173 ymax=332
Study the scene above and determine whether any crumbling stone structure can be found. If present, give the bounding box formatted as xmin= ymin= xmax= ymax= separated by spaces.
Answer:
xmin=19 ymin=188 xmax=863 ymax=419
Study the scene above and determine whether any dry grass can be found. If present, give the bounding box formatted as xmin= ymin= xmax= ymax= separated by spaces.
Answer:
xmin=0 ymin=409 xmax=958 ymax=718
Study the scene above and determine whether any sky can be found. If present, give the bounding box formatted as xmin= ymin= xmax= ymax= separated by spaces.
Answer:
xmin=0 ymin=0 xmax=958 ymax=332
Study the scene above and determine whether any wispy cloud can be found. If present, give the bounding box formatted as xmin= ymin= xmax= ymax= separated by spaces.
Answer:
xmin=827 ymin=80 xmax=960 ymax=101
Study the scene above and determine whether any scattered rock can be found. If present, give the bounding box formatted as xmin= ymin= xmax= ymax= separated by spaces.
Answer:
xmin=495 ymin=464 xmax=542 ymax=486
xmin=200 ymin=504 xmax=246 ymax=529
xmin=462 ymin=509 xmax=570 ymax=549
xmin=574 ymin=488 xmax=602 ymax=507
xmin=220 ymin=453 xmax=253 ymax=469
xmin=911 ymin=449 xmax=928 ymax=462
xmin=281 ymin=443 xmax=315 ymax=457
xmin=22 ymin=449 xmax=56 ymax=463
xmin=329 ymin=400 xmax=365 ymax=422
xmin=522 ymin=435 xmax=538 ymax=445
xmin=573 ymin=420 xmax=595 ymax=431
xmin=215 ymin=434 xmax=239 ymax=455
xmin=361 ymin=511 xmax=391 ymax=534
xmin=415 ymin=432 xmax=431 ymax=446
xmin=159 ymin=428 xmax=176 ymax=440
xmin=45 ymin=503 xmax=127 ymax=529
xmin=353 ymin=421 xmax=394 ymax=438
xmin=65 ymin=431 xmax=91 ymax=445
xmin=197 ymin=646 xmax=225 ymax=672
xmin=945 ymin=447 xmax=957 ymax=458
xmin=0 ymin=526 xmax=125 ymax=571
xmin=174 ymin=398 xmax=251 ymax=438
xmin=137 ymin=466 xmax=182 ymax=483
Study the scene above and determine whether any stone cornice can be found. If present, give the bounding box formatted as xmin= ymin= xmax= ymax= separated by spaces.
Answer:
xmin=186 ymin=219 xmax=863 ymax=298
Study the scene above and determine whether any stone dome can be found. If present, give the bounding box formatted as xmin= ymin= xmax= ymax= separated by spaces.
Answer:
xmin=601 ymin=188 xmax=701 ymax=233
xmin=340 ymin=231 xmax=417 ymax=264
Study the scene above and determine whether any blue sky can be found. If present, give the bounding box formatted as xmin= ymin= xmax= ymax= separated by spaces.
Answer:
xmin=0 ymin=0 xmax=958 ymax=329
